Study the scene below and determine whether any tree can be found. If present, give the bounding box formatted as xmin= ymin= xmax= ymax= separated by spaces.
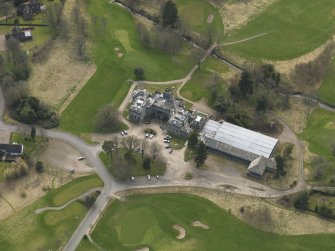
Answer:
xmin=143 ymin=156 xmax=151 ymax=170
xmin=134 ymin=67 xmax=144 ymax=80
xmin=188 ymin=130 xmax=199 ymax=149
xmin=239 ymin=71 xmax=253 ymax=98
xmin=228 ymin=84 xmax=241 ymax=109
xmin=214 ymin=96 xmax=229 ymax=113
xmin=255 ymin=96 xmax=268 ymax=114
xmin=150 ymin=142 xmax=161 ymax=163
xmin=30 ymin=127 xmax=36 ymax=140
xmin=35 ymin=161 xmax=44 ymax=173
xmin=275 ymin=155 xmax=286 ymax=178
xmin=94 ymin=105 xmax=120 ymax=132
xmin=121 ymin=136 xmax=141 ymax=153
xmin=194 ymin=141 xmax=208 ymax=168
xmin=293 ymin=191 xmax=309 ymax=210
xmin=102 ymin=140 xmax=114 ymax=155
xmin=162 ymin=0 xmax=179 ymax=28
xmin=0 ymin=2 xmax=13 ymax=19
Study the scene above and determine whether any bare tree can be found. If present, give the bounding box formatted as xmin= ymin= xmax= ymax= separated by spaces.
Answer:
xmin=121 ymin=135 xmax=141 ymax=153
xmin=150 ymin=141 xmax=162 ymax=163
xmin=94 ymin=105 xmax=120 ymax=132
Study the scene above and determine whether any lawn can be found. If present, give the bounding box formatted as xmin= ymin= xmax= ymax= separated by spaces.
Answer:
xmin=300 ymin=109 xmax=335 ymax=184
xmin=10 ymin=132 xmax=43 ymax=155
xmin=318 ymin=58 xmax=335 ymax=105
xmin=80 ymin=193 xmax=335 ymax=251
xmin=224 ymin=0 xmax=335 ymax=60
xmin=59 ymin=0 xmax=196 ymax=134
xmin=180 ymin=57 xmax=229 ymax=105
xmin=0 ymin=174 xmax=101 ymax=251
xmin=177 ymin=0 xmax=224 ymax=41
xmin=100 ymin=149 xmax=166 ymax=179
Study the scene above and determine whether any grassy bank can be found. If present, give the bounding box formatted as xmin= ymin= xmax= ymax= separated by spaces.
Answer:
xmin=224 ymin=0 xmax=335 ymax=60
xmin=0 ymin=175 xmax=102 ymax=250
xmin=80 ymin=193 xmax=335 ymax=251
xmin=300 ymin=109 xmax=335 ymax=184
xmin=318 ymin=59 xmax=335 ymax=105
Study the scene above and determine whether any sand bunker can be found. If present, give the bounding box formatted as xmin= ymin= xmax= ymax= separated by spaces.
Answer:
xmin=192 ymin=221 xmax=209 ymax=230
xmin=173 ymin=224 xmax=186 ymax=239
xmin=207 ymin=14 xmax=214 ymax=24
xmin=134 ymin=248 xmax=149 ymax=251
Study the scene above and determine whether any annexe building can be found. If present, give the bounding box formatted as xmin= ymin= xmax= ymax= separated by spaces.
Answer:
xmin=201 ymin=119 xmax=278 ymax=176
xmin=5 ymin=26 xmax=33 ymax=42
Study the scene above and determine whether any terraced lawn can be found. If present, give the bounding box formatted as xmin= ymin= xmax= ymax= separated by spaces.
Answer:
xmin=300 ymin=109 xmax=335 ymax=184
xmin=78 ymin=193 xmax=335 ymax=251
xmin=60 ymin=0 xmax=196 ymax=134
xmin=224 ymin=0 xmax=335 ymax=60
xmin=0 ymin=175 xmax=101 ymax=250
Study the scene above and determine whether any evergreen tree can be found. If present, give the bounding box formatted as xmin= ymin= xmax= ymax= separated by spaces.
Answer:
xmin=188 ymin=130 xmax=199 ymax=149
xmin=194 ymin=141 xmax=208 ymax=168
xmin=239 ymin=71 xmax=253 ymax=98
xmin=162 ymin=1 xmax=179 ymax=28
xmin=31 ymin=127 xmax=36 ymax=140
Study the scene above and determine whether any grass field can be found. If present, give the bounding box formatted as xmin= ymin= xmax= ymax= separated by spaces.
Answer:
xmin=300 ymin=109 xmax=335 ymax=184
xmin=318 ymin=59 xmax=335 ymax=105
xmin=100 ymin=150 xmax=166 ymax=179
xmin=177 ymin=0 xmax=224 ymax=41
xmin=224 ymin=0 xmax=335 ymax=60
xmin=0 ymin=174 xmax=101 ymax=250
xmin=78 ymin=193 xmax=335 ymax=251
xmin=59 ymin=0 xmax=196 ymax=134
xmin=180 ymin=57 xmax=229 ymax=105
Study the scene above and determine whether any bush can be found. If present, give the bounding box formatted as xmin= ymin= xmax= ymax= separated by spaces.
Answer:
xmin=143 ymin=156 xmax=151 ymax=170
xmin=35 ymin=161 xmax=44 ymax=173
xmin=4 ymin=158 xmax=29 ymax=180
xmin=184 ymin=172 xmax=193 ymax=180
xmin=144 ymin=128 xmax=157 ymax=135
xmin=293 ymin=191 xmax=309 ymax=210
xmin=134 ymin=67 xmax=144 ymax=80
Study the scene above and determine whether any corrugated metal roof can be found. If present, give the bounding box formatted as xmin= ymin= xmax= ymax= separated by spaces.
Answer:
xmin=202 ymin=120 xmax=278 ymax=158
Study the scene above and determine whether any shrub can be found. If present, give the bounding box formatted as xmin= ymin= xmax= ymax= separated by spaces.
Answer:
xmin=293 ymin=191 xmax=309 ymax=210
xmin=35 ymin=161 xmax=44 ymax=173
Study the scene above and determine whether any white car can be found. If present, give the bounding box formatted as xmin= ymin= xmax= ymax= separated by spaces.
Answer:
xmin=156 ymin=175 xmax=159 ymax=179
xmin=123 ymin=130 xmax=128 ymax=135
xmin=145 ymin=133 xmax=149 ymax=138
xmin=131 ymin=176 xmax=135 ymax=182
xmin=120 ymin=131 xmax=125 ymax=136
xmin=147 ymin=175 xmax=151 ymax=180
xmin=78 ymin=156 xmax=85 ymax=160
xmin=149 ymin=134 xmax=153 ymax=139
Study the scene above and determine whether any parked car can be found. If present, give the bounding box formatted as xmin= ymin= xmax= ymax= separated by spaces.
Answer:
xmin=78 ymin=156 xmax=85 ymax=160
xmin=147 ymin=175 xmax=151 ymax=180
xmin=164 ymin=140 xmax=170 ymax=143
xmin=156 ymin=175 xmax=159 ymax=179
xmin=131 ymin=176 xmax=135 ymax=182
xmin=166 ymin=135 xmax=172 ymax=139
xmin=149 ymin=134 xmax=153 ymax=139
xmin=145 ymin=133 xmax=149 ymax=138
xmin=145 ymin=121 xmax=151 ymax=124
xmin=123 ymin=130 xmax=128 ymax=135
xmin=120 ymin=131 xmax=125 ymax=136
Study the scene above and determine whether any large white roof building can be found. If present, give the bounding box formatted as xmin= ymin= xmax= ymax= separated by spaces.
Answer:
xmin=201 ymin=120 xmax=278 ymax=163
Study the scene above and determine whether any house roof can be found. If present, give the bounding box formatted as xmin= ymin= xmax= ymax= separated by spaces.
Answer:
xmin=202 ymin=120 xmax=278 ymax=159
xmin=0 ymin=144 xmax=24 ymax=155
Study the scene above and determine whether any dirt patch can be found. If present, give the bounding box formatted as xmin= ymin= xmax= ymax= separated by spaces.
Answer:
xmin=39 ymin=139 xmax=94 ymax=173
xmin=117 ymin=187 xmax=335 ymax=235
xmin=207 ymin=14 xmax=214 ymax=24
xmin=0 ymin=168 xmax=81 ymax=220
xmin=0 ymin=130 xmax=11 ymax=143
xmin=221 ymin=0 xmax=278 ymax=34
xmin=28 ymin=0 xmax=97 ymax=113
xmin=172 ymin=224 xmax=186 ymax=239
xmin=325 ymin=121 xmax=335 ymax=130
xmin=0 ymin=35 xmax=6 ymax=52
xmin=118 ymin=52 xmax=123 ymax=58
xmin=192 ymin=220 xmax=209 ymax=229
